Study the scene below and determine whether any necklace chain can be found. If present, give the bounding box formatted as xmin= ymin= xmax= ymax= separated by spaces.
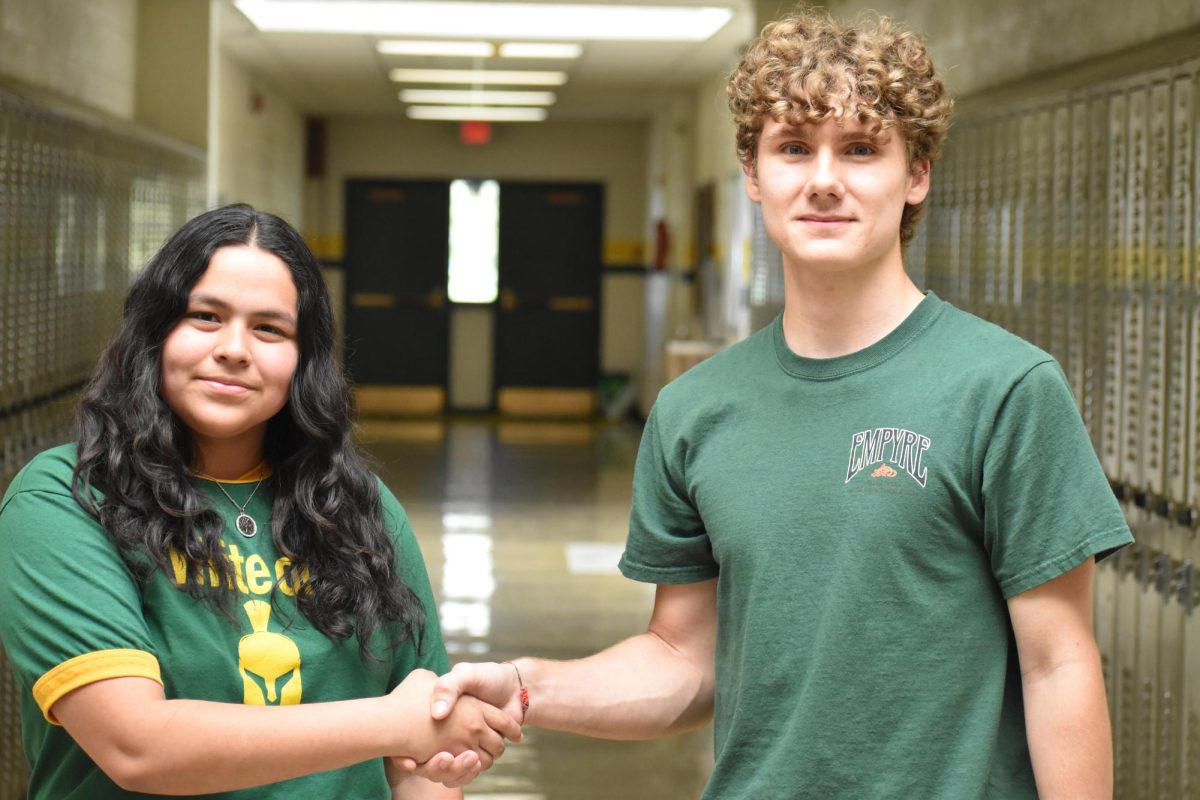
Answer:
xmin=211 ymin=476 xmax=265 ymax=538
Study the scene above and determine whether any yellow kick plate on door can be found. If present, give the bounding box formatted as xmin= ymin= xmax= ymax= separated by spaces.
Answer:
xmin=497 ymin=388 xmax=596 ymax=417
xmin=354 ymin=385 xmax=445 ymax=415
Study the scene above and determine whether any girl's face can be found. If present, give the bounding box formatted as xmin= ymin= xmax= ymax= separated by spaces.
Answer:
xmin=160 ymin=245 xmax=300 ymax=472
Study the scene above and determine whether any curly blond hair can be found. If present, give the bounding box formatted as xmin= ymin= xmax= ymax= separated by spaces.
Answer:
xmin=728 ymin=8 xmax=953 ymax=245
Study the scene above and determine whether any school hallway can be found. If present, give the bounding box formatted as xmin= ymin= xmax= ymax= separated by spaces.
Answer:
xmin=364 ymin=416 xmax=712 ymax=799
xmin=3 ymin=0 xmax=1200 ymax=797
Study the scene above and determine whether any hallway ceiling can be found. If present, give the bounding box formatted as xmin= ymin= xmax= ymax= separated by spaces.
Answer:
xmin=218 ymin=0 xmax=755 ymax=120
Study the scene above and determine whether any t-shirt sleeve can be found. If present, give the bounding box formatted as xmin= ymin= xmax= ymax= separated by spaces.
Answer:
xmin=0 ymin=468 xmax=161 ymax=723
xmin=981 ymin=361 xmax=1134 ymax=598
xmin=378 ymin=483 xmax=450 ymax=682
xmin=619 ymin=403 xmax=719 ymax=584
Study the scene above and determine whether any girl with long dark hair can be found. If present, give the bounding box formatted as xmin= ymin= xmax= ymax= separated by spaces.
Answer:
xmin=0 ymin=204 xmax=518 ymax=799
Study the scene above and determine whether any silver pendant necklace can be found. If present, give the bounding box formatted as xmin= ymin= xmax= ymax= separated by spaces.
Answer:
xmin=211 ymin=476 xmax=265 ymax=538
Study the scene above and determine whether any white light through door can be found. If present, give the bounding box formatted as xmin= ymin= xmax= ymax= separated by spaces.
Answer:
xmin=447 ymin=179 xmax=500 ymax=304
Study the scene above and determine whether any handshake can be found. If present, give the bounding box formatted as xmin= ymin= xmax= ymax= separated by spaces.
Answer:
xmin=386 ymin=661 xmax=528 ymax=789
xmin=380 ymin=587 xmax=716 ymax=792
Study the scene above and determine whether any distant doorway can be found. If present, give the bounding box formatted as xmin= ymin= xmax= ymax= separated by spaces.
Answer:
xmin=342 ymin=179 xmax=604 ymax=417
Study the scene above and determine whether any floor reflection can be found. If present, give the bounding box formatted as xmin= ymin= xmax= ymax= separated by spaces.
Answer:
xmin=364 ymin=417 xmax=712 ymax=799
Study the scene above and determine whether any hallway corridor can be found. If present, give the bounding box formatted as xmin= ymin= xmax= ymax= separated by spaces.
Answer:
xmin=361 ymin=417 xmax=713 ymax=799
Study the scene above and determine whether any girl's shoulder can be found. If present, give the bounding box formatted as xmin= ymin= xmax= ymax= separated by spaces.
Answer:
xmin=3 ymin=443 xmax=80 ymax=501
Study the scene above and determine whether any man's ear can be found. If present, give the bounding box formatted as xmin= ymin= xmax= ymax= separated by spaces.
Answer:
xmin=744 ymin=160 xmax=761 ymax=203
xmin=906 ymin=160 xmax=931 ymax=205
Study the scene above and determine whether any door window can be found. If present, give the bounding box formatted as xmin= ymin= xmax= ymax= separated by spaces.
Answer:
xmin=447 ymin=179 xmax=499 ymax=303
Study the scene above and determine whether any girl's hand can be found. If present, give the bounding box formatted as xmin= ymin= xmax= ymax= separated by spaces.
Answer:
xmin=389 ymin=750 xmax=482 ymax=789
xmin=388 ymin=670 xmax=521 ymax=767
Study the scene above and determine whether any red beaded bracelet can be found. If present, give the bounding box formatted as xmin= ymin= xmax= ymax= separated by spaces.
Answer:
xmin=505 ymin=660 xmax=530 ymax=723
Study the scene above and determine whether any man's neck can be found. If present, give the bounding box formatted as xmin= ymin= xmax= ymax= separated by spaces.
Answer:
xmin=779 ymin=255 xmax=925 ymax=360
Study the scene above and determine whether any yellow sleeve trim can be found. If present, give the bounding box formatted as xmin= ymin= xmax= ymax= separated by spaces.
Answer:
xmin=33 ymin=649 xmax=162 ymax=725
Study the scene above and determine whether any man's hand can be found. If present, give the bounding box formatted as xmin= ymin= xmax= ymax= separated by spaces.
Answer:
xmin=431 ymin=662 xmax=525 ymax=722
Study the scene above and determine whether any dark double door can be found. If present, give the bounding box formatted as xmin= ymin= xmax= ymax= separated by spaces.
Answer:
xmin=343 ymin=179 xmax=603 ymax=414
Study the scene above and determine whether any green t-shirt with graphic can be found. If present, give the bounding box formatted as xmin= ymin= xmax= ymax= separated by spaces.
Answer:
xmin=0 ymin=445 xmax=449 ymax=800
xmin=619 ymin=292 xmax=1132 ymax=800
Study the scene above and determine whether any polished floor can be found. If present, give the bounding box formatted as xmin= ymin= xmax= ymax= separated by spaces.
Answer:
xmin=362 ymin=417 xmax=713 ymax=800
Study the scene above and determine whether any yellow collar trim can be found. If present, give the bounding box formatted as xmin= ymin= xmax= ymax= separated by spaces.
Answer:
xmin=193 ymin=463 xmax=273 ymax=484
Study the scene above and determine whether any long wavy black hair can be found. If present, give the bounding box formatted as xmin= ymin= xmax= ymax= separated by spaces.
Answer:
xmin=73 ymin=204 xmax=425 ymax=658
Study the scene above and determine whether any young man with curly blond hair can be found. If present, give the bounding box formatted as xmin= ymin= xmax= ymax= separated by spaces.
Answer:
xmin=408 ymin=9 xmax=1132 ymax=798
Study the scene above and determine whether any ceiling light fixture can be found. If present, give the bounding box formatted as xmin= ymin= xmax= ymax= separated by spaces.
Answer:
xmin=390 ymin=68 xmax=567 ymax=86
xmin=407 ymin=106 xmax=548 ymax=122
xmin=401 ymin=89 xmax=556 ymax=106
xmin=234 ymin=0 xmax=734 ymax=42
xmin=377 ymin=40 xmax=495 ymax=57
xmin=499 ymin=43 xmax=583 ymax=59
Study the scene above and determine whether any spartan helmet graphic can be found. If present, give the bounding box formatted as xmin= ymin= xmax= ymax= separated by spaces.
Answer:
xmin=239 ymin=600 xmax=302 ymax=705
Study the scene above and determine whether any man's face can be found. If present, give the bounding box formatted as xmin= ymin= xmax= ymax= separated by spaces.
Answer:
xmin=745 ymin=116 xmax=929 ymax=275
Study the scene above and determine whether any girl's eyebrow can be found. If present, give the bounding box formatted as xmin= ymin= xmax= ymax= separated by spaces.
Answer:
xmin=189 ymin=294 xmax=297 ymax=326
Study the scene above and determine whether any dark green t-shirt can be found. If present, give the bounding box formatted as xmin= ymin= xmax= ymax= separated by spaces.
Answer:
xmin=0 ymin=444 xmax=449 ymax=800
xmin=619 ymin=293 xmax=1132 ymax=800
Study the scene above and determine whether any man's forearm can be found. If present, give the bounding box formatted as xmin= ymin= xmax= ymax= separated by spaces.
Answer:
xmin=1021 ymin=654 xmax=1113 ymax=799
xmin=516 ymin=629 xmax=715 ymax=739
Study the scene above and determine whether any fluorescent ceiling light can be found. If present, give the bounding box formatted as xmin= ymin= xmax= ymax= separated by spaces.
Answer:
xmin=377 ymin=40 xmax=494 ymax=57
xmin=401 ymin=89 xmax=556 ymax=106
xmin=234 ymin=0 xmax=734 ymax=42
xmin=499 ymin=42 xmax=583 ymax=59
xmin=390 ymin=68 xmax=567 ymax=86
xmin=407 ymin=106 xmax=548 ymax=122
